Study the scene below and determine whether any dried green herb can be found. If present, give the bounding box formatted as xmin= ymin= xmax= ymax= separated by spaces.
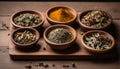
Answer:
xmin=81 ymin=10 xmax=111 ymax=28
xmin=14 ymin=13 xmax=42 ymax=27
xmin=47 ymin=28 xmax=73 ymax=43
xmin=84 ymin=32 xmax=112 ymax=50
xmin=14 ymin=30 xmax=36 ymax=44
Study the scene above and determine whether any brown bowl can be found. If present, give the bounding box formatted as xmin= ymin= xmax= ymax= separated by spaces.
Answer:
xmin=81 ymin=30 xmax=115 ymax=53
xmin=44 ymin=25 xmax=77 ymax=50
xmin=11 ymin=28 xmax=40 ymax=49
xmin=11 ymin=10 xmax=44 ymax=29
xmin=46 ymin=6 xmax=77 ymax=25
xmin=78 ymin=10 xmax=112 ymax=31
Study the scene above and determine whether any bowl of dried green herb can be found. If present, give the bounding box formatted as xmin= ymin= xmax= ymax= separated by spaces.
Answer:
xmin=11 ymin=10 xmax=44 ymax=29
xmin=11 ymin=28 xmax=40 ymax=49
xmin=46 ymin=6 xmax=77 ymax=25
xmin=81 ymin=30 xmax=115 ymax=53
xmin=78 ymin=10 xmax=112 ymax=31
xmin=44 ymin=25 xmax=77 ymax=50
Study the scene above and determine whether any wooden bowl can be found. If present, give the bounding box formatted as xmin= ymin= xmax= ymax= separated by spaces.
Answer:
xmin=78 ymin=10 xmax=112 ymax=31
xmin=11 ymin=28 xmax=40 ymax=49
xmin=44 ymin=25 xmax=77 ymax=50
xmin=46 ymin=6 xmax=77 ymax=25
xmin=81 ymin=30 xmax=115 ymax=53
xmin=11 ymin=10 xmax=44 ymax=29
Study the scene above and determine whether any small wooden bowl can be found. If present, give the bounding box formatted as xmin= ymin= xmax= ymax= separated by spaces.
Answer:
xmin=11 ymin=28 xmax=40 ymax=49
xmin=46 ymin=6 xmax=77 ymax=25
xmin=11 ymin=10 xmax=44 ymax=29
xmin=78 ymin=10 xmax=112 ymax=31
xmin=81 ymin=30 xmax=115 ymax=53
xmin=44 ymin=25 xmax=77 ymax=50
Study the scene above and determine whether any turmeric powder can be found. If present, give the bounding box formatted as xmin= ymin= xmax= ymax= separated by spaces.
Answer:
xmin=49 ymin=8 xmax=74 ymax=22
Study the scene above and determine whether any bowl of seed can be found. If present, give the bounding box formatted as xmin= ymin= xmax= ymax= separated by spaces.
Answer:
xmin=44 ymin=25 xmax=77 ymax=50
xmin=11 ymin=28 xmax=40 ymax=49
xmin=11 ymin=10 xmax=44 ymax=29
xmin=78 ymin=10 xmax=112 ymax=31
xmin=46 ymin=6 xmax=77 ymax=25
xmin=81 ymin=30 xmax=115 ymax=53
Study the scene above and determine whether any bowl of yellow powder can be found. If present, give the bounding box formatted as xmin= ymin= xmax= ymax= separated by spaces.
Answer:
xmin=46 ymin=6 xmax=77 ymax=25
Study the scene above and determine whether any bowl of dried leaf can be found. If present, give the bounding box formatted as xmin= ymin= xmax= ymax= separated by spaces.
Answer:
xmin=81 ymin=30 xmax=115 ymax=53
xmin=46 ymin=6 xmax=77 ymax=25
xmin=44 ymin=25 xmax=77 ymax=50
xmin=11 ymin=28 xmax=40 ymax=49
xmin=78 ymin=10 xmax=112 ymax=31
xmin=11 ymin=10 xmax=44 ymax=29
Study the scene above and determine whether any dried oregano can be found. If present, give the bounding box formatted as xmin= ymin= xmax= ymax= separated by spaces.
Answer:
xmin=14 ymin=13 xmax=42 ymax=27
xmin=47 ymin=28 xmax=73 ymax=43
xmin=81 ymin=10 xmax=111 ymax=28
xmin=84 ymin=32 xmax=112 ymax=50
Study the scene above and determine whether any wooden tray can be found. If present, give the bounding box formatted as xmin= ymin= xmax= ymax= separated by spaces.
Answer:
xmin=9 ymin=19 xmax=118 ymax=60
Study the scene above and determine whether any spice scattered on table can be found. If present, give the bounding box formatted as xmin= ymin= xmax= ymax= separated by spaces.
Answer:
xmin=72 ymin=63 xmax=76 ymax=68
xmin=84 ymin=32 xmax=112 ymax=50
xmin=14 ymin=30 xmax=36 ymax=44
xmin=47 ymin=28 xmax=73 ymax=43
xmin=52 ymin=64 xmax=55 ymax=67
xmin=14 ymin=13 xmax=42 ymax=27
xmin=81 ymin=10 xmax=111 ymax=28
xmin=49 ymin=8 xmax=74 ymax=22
xmin=63 ymin=64 xmax=70 ymax=67
xmin=25 ymin=64 xmax=32 ymax=69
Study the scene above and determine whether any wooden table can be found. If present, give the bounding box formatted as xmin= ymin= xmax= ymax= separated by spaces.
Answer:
xmin=0 ymin=2 xmax=120 ymax=69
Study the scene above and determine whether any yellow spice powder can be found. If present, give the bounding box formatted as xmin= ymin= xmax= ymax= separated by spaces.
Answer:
xmin=49 ymin=8 xmax=74 ymax=22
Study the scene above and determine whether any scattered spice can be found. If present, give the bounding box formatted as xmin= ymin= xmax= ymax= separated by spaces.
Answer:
xmin=14 ymin=30 xmax=36 ymax=44
xmin=14 ymin=13 xmax=42 ymax=27
xmin=81 ymin=10 xmax=111 ymax=28
xmin=63 ymin=64 xmax=69 ymax=67
xmin=52 ymin=64 xmax=55 ymax=67
xmin=25 ymin=64 xmax=32 ymax=69
xmin=49 ymin=8 xmax=74 ymax=22
xmin=39 ymin=62 xmax=44 ymax=66
xmin=8 ymin=33 xmax=10 ymax=36
xmin=72 ymin=63 xmax=76 ymax=67
xmin=84 ymin=32 xmax=112 ymax=50
xmin=44 ymin=64 xmax=49 ymax=68
xmin=43 ymin=47 xmax=46 ymax=50
xmin=47 ymin=28 xmax=73 ymax=43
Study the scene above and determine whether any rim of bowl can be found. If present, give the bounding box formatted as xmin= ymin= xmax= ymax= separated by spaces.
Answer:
xmin=11 ymin=10 xmax=44 ymax=28
xmin=78 ymin=10 xmax=112 ymax=30
xmin=81 ymin=30 xmax=115 ymax=52
xmin=11 ymin=28 xmax=40 ymax=46
xmin=46 ymin=6 xmax=77 ymax=24
xmin=44 ymin=24 xmax=77 ymax=45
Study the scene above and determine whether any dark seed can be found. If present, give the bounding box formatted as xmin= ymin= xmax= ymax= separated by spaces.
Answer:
xmin=8 ymin=33 xmax=10 ymax=36
xmin=52 ymin=64 xmax=55 ymax=67
xmin=72 ymin=63 xmax=76 ymax=67
xmin=43 ymin=47 xmax=46 ymax=50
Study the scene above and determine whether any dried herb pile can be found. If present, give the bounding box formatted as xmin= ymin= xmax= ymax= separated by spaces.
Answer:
xmin=14 ymin=30 xmax=36 ymax=44
xmin=14 ymin=13 xmax=42 ymax=27
xmin=47 ymin=28 xmax=73 ymax=43
xmin=81 ymin=10 xmax=111 ymax=28
xmin=84 ymin=32 xmax=112 ymax=50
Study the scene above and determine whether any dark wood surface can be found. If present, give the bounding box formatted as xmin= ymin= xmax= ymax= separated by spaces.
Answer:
xmin=0 ymin=2 xmax=120 ymax=69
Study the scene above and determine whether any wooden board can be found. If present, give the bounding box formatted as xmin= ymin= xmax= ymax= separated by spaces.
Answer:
xmin=9 ymin=17 xmax=118 ymax=60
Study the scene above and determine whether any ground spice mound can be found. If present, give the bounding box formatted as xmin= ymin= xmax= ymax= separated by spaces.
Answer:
xmin=49 ymin=8 xmax=74 ymax=22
